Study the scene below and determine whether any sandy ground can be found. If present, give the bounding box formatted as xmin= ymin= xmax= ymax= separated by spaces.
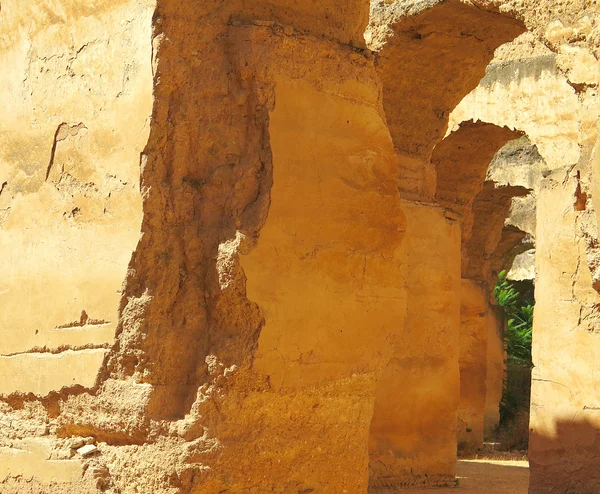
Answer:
xmin=401 ymin=459 xmax=530 ymax=494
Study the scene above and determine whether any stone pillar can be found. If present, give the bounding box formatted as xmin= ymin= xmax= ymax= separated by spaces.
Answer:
xmin=457 ymin=279 xmax=505 ymax=447
xmin=369 ymin=201 xmax=461 ymax=490
xmin=218 ymin=35 xmax=409 ymax=491
xmin=457 ymin=279 xmax=489 ymax=454
xmin=484 ymin=305 xmax=505 ymax=438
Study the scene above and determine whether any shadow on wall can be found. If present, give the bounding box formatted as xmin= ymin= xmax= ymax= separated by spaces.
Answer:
xmin=529 ymin=417 xmax=600 ymax=494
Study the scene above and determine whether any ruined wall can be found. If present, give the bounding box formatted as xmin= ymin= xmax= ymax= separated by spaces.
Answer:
xmin=2 ymin=0 xmax=600 ymax=493
xmin=530 ymin=173 xmax=600 ymax=493
xmin=0 ymin=0 xmax=153 ymax=393
xmin=486 ymin=137 xmax=546 ymax=281
xmin=0 ymin=0 xmax=154 ymax=489
xmin=528 ymin=21 xmax=600 ymax=487
xmin=1 ymin=1 xmax=411 ymax=492
xmin=366 ymin=3 xmax=525 ymax=485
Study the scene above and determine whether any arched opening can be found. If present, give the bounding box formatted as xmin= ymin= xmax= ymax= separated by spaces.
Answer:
xmin=1 ymin=1 xmax=599 ymax=492
xmin=366 ymin=1 xmax=527 ymax=489
xmin=368 ymin=3 xmax=597 ymax=490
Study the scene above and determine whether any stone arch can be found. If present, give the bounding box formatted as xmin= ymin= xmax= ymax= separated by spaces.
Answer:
xmin=446 ymin=28 xmax=600 ymax=492
xmin=3 ymin=1 xmax=600 ymax=493
xmin=364 ymin=0 xmax=527 ymax=488
xmin=366 ymin=0 xmax=526 ymax=200
xmin=368 ymin=119 xmax=526 ymax=489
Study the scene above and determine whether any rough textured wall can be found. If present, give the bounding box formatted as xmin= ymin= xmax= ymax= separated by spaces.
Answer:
xmin=1 ymin=0 xmax=600 ymax=493
xmin=531 ymin=172 xmax=600 ymax=493
xmin=527 ymin=20 xmax=600 ymax=485
xmin=486 ymin=137 xmax=547 ymax=281
xmin=220 ymin=32 xmax=407 ymax=492
xmin=450 ymin=39 xmax=580 ymax=171
xmin=0 ymin=0 xmax=153 ymax=490
xmin=0 ymin=1 xmax=415 ymax=491
xmin=365 ymin=1 xmax=525 ymax=486
xmin=367 ymin=0 xmax=525 ymax=200
xmin=369 ymin=201 xmax=460 ymax=490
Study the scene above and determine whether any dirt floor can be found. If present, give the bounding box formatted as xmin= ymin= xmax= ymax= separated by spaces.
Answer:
xmin=402 ymin=459 xmax=530 ymax=493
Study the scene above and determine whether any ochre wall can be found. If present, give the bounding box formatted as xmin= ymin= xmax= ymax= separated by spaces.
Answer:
xmin=1 ymin=1 xmax=600 ymax=493
xmin=529 ymin=172 xmax=600 ymax=493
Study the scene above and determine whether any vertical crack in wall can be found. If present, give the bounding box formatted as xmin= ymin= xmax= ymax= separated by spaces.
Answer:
xmin=45 ymin=122 xmax=87 ymax=181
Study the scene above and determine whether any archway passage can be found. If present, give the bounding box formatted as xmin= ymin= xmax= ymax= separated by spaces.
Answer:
xmin=365 ymin=3 xmax=526 ymax=488
xmin=369 ymin=121 xmax=523 ymax=490
xmin=2 ymin=0 xmax=600 ymax=493
xmin=458 ymin=180 xmax=530 ymax=455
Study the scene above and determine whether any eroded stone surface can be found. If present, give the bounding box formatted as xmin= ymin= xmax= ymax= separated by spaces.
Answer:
xmin=1 ymin=0 xmax=600 ymax=493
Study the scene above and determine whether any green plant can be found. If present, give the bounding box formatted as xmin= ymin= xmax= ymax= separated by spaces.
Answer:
xmin=506 ymin=304 xmax=533 ymax=366
xmin=493 ymin=271 xmax=519 ymax=309
xmin=494 ymin=271 xmax=533 ymax=367
xmin=494 ymin=271 xmax=534 ymax=436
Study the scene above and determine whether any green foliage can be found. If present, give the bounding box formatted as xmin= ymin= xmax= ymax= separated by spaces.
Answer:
xmin=494 ymin=271 xmax=534 ymax=430
xmin=493 ymin=271 xmax=519 ymax=309
xmin=494 ymin=271 xmax=533 ymax=367
xmin=506 ymin=304 xmax=533 ymax=366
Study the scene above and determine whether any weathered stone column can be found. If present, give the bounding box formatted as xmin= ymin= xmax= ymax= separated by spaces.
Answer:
xmin=457 ymin=279 xmax=490 ymax=454
xmin=484 ymin=305 xmax=505 ymax=438
xmin=369 ymin=200 xmax=461 ymax=489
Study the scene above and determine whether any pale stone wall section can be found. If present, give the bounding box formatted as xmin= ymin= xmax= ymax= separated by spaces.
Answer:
xmin=0 ymin=350 xmax=107 ymax=396
xmin=0 ymin=439 xmax=82 ymax=484
xmin=530 ymin=171 xmax=600 ymax=493
xmin=0 ymin=0 xmax=154 ymax=489
xmin=449 ymin=38 xmax=580 ymax=171
xmin=0 ymin=0 xmax=154 ymax=394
